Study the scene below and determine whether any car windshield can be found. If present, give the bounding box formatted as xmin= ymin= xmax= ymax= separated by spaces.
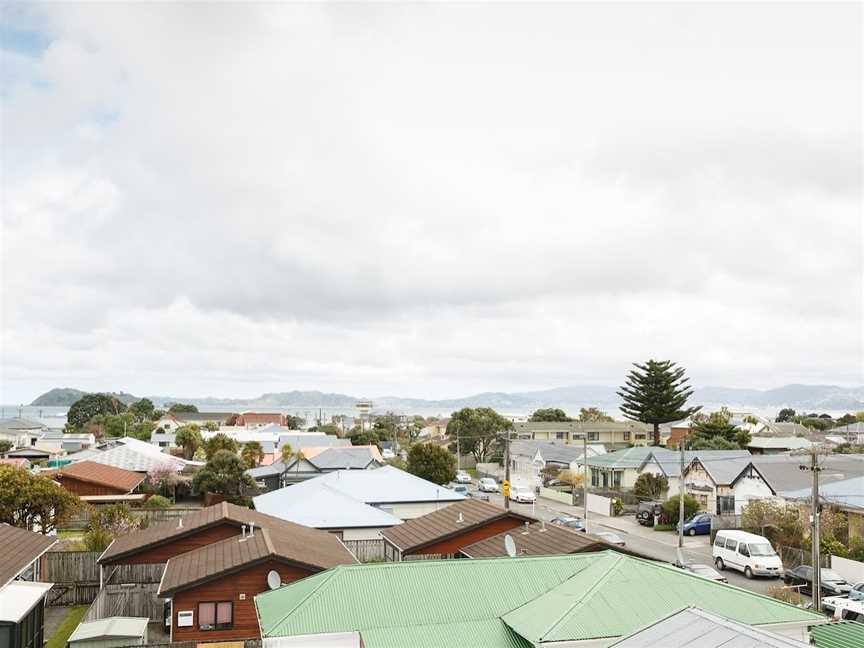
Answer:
xmin=748 ymin=543 xmax=776 ymax=556
xmin=822 ymin=570 xmax=845 ymax=582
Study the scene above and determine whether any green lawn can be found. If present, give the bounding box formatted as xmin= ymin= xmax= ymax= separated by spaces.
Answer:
xmin=57 ymin=530 xmax=84 ymax=540
xmin=653 ymin=523 xmax=676 ymax=532
xmin=45 ymin=606 xmax=88 ymax=648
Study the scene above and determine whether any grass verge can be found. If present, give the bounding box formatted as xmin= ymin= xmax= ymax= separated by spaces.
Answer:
xmin=45 ymin=605 xmax=88 ymax=648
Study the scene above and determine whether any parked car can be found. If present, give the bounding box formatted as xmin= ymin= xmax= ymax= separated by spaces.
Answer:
xmin=636 ymin=501 xmax=663 ymax=527
xmin=594 ymin=531 xmax=625 ymax=546
xmin=381 ymin=448 xmax=396 ymax=460
xmin=678 ymin=562 xmax=727 ymax=584
xmin=849 ymin=582 xmax=864 ymax=602
xmin=478 ymin=477 xmax=499 ymax=493
xmin=551 ymin=516 xmax=587 ymax=532
xmin=510 ymin=486 xmax=536 ymax=503
xmin=822 ymin=595 xmax=864 ymax=621
xmin=455 ymin=470 xmax=472 ymax=484
xmin=449 ymin=484 xmax=469 ymax=497
xmin=712 ymin=530 xmax=783 ymax=579
xmin=679 ymin=513 xmax=711 ymax=536
xmin=783 ymin=565 xmax=853 ymax=597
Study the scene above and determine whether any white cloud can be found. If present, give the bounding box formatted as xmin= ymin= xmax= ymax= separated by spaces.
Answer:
xmin=1 ymin=2 xmax=861 ymax=403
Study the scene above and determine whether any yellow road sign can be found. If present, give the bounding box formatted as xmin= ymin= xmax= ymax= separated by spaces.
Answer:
xmin=502 ymin=480 xmax=510 ymax=497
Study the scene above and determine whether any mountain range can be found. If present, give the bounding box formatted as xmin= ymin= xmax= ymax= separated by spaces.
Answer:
xmin=30 ymin=384 xmax=864 ymax=412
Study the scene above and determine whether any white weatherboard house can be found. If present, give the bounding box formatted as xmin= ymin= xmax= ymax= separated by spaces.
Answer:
xmin=683 ymin=457 xmax=776 ymax=515
xmin=637 ymin=450 xmax=752 ymax=497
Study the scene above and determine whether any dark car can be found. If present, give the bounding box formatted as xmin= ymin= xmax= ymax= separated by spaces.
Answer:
xmin=783 ymin=565 xmax=853 ymax=597
xmin=636 ymin=501 xmax=663 ymax=527
xmin=679 ymin=513 xmax=712 ymax=536
xmin=550 ymin=516 xmax=587 ymax=532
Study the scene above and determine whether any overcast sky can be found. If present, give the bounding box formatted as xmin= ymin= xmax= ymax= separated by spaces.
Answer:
xmin=1 ymin=2 xmax=862 ymax=404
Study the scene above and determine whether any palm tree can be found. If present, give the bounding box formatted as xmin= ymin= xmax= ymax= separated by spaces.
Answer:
xmin=241 ymin=441 xmax=264 ymax=469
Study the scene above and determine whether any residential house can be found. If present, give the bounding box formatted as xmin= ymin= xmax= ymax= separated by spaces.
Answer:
xmin=381 ymin=499 xmax=534 ymax=560
xmin=157 ymin=523 xmax=355 ymax=642
xmin=0 ymin=525 xmax=57 ymax=648
xmin=828 ymin=422 xmax=864 ymax=445
xmin=576 ymin=446 xmax=657 ymax=490
xmin=513 ymin=420 xmax=661 ymax=447
xmin=254 ymin=551 xmax=824 ymax=647
xmin=609 ymin=606 xmax=811 ymax=647
xmin=235 ymin=412 xmax=286 ymax=428
xmin=753 ymin=454 xmax=864 ymax=495
xmin=254 ymin=466 xmax=464 ymax=521
xmin=0 ymin=457 xmax=32 ymax=470
xmin=46 ymin=460 xmax=145 ymax=496
xmin=0 ymin=417 xmax=46 ymax=449
xmin=637 ymin=450 xmax=752 ymax=497
xmin=3 ymin=446 xmax=53 ymax=464
xmin=67 ymin=617 xmax=149 ymax=648
xmin=67 ymin=437 xmax=191 ymax=474
xmin=747 ymin=436 xmax=815 ymax=455
xmin=419 ymin=418 xmax=449 ymax=440
xmin=459 ymin=520 xmax=641 ymax=559
xmin=253 ymin=479 xmax=403 ymax=540
xmin=248 ymin=445 xmax=382 ymax=491
xmin=36 ymin=429 xmax=96 ymax=454
xmin=682 ymin=457 xmax=775 ymax=515
xmin=509 ymin=440 xmax=606 ymax=488
xmin=783 ymin=474 xmax=864 ymax=539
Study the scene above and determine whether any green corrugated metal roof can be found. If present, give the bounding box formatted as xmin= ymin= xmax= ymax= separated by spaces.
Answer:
xmin=502 ymin=553 xmax=823 ymax=643
xmin=255 ymin=552 xmax=823 ymax=647
xmin=809 ymin=621 xmax=864 ymax=648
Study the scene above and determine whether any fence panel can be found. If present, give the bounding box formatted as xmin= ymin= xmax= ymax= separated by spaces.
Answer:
xmin=342 ymin=539 xmax=386 ymax=563
xmin=41 ymin=551 xmax=100 ymax=583
xmin=84 ymin=583 xmax=163 ymax=623
xmin=63 ymin=506 xmax=203 ymax=531
xmin=538 ymin=487 xmax=575 ymax=506
xmin=46 ymin=583 xmax=101 ymax=606
xmin=778 ymin=545 xmax=830 ymax=570
xmin=107 ymin=563 xmax=166 ymax=585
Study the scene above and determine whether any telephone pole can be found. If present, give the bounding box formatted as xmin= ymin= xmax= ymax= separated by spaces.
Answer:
xmin=504 ymin=430 xmax=511 ymax=511
xmin=800 ymin=449 xmax=823 ymax=611
xmin=678 ymin=439 xmax=685 ymax=549
xmin=582 ymin=435 xmax=589 ymax=525
xmin=456 ymin=426 xmax=461 ymax=471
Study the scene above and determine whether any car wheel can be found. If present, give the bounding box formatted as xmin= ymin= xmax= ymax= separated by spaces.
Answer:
xmin=715 ymin=558 xmax=725 ymax=571
xmin=688 ymin=528 xmax=696 ymax=536
xmin=744 ymin=567 xmax=753 ymax=579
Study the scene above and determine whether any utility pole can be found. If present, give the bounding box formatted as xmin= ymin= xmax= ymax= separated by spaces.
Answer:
xmin=504 ymin=430 xmax=511 ymax=511
xmin=678 ymin=439 xmax=685 ymax=549
xmin=799 ymin=448 xmax=823 ymax=611
xmin=456 ymin=425 xmax=461 ymax=471
xmin=582 ymin=435 xmax=589 ymax=526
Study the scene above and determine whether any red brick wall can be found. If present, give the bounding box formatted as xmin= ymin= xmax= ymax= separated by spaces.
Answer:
xmin=170 ymin=560 xmax=313 ymax=642
xmin=406 ymin=517 xmax=526 ymax=557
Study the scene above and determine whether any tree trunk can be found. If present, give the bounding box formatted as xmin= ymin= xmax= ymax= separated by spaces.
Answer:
xmin=653 ymin=422 xmax=660 ymax=446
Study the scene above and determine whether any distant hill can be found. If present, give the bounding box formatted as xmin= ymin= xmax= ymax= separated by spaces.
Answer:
xmin=30 ymin=383 xmax=864 ymax=412
xmin=30 ymin=388 xmax=139 ymax=407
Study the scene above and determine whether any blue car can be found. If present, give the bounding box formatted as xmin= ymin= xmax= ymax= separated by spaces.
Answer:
xmin=680 ymin=513 xmax=711 ymax=536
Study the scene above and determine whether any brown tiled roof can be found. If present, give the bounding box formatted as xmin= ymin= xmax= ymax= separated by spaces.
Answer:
xmin=100 ymin=501 xmax=357 ymax=568
xmin=380 ymin=499 xmax=534 ymax=553
xmin=0 ymin=524 xmax=57 ymax=588
xmin=52 ymin=460 xmax=145 ymax=493
xmin=459 ymin=521 xmax=645 ymax=559
xmin=157 ymin=525 xmax=354 ymax=596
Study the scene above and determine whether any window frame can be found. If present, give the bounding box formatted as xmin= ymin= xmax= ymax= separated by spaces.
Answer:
xmin=197 ymin=600 xmax=233 ymax=631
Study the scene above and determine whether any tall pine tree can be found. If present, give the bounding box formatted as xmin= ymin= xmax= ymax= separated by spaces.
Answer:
xmin=617 ymin=359 xmax=701 ymax=446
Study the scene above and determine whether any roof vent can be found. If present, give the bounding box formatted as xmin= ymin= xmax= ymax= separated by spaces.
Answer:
xmin=249 ymin=521 xmax=255 ymax=537
xmin=540 ymin=520 xmax=546 ymax=532
xmin=177 ymin=518 xmax=183 ymax=530
xmin=241 ymin=524 xmax=247 ymax=540
xmin=457 ymin=512 xmax=464 ymax=524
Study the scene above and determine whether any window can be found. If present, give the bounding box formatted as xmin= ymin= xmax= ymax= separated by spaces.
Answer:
xmin=717 ymin=496 xmax=735 ymax=515
xmin=635 ymin=433 xmax=646 ymax=440
xmin=725 ymin=539 xmax=738 ymax=551
xmin=198 ymin=602 xmax=233 ymax=630
xmin=714 ymin=535 xmax=726 ymax=548
xmin=591 ymin=469 xmax=599 ymax=487
xmin=556 ymin=431 xmax=566 ymax=440
xmin=738 ymin=544 xmax=750 ymax=557
xmin=587 ymin=432 xmax=599 ymax=441
xmin=623 ymin=431 xmax=630 ymax=441
xmin=613 ymin=471 xmax=622 ymax=488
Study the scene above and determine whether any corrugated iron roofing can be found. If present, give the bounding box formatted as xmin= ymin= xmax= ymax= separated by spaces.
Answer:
xmin=808 ymin=621 xmax=864 ymax=648
xmin=50 ymin=460 xmax=145 ymax=492
xmin=0 ymin=523 xmax=57 ymax=588
xmin=256 ymin=552 xmax=822 ymax=648
xmin=381 ymin=499 xmax=532 ymax=552
xmin=460 ymin=521 xmax=637 ymax=558
xmin=100 ymin=501 xmax=357 ymax=568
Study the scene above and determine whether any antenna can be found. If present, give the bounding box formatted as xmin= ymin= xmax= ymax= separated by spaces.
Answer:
xmin=504 ymin=534 xmax=516 ymax=558
xmin=266 ymin=570 xmax=281 ymax=590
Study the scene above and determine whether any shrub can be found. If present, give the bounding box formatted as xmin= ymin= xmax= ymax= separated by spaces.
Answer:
xmin=83 ymin=525 xmax=113 ymax=552
xmin=146 ymin=495 xmax=171 ymax=509
xmin=767 ymin=584 xmax=805 ymax=606
xmin=633 ymin=473 xmax=668 ymax=500
xmin=661 ymin=494 xmax=700 ymax=525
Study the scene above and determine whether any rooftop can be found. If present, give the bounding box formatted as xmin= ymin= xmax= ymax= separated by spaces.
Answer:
xmin=67 ymin=617 xmax=149 ymax=643
xmin=304 ymin=465 xmax=464 ymax=505
xmin=808 ymin=621 xmax=864 ymax=648
xmin=0 ymin=523 xmax=58 ymax=588
xmin=48 ymin=460 xmax=145 ymax=492
xmin=747 ymin=437 xmax=815 ymax=450
xmin=73 ymin=442 xmax=186 ymax=473
xmin=459 ymin=521 xmax=638 ymax=558
xmin=0 ymin=581 xmax=54 ymax=624
xmin=158 ymin=526 xmax=356 ymax=596
xmin=382 ymin=499 xmax=532 ymax=553
xmin=784 ymin=474 xmax=864 ymax=511
xmin=255 ymin=551 xmax=821 ymax=648
xmin=509 ymin=440 xmax=606 ymax=464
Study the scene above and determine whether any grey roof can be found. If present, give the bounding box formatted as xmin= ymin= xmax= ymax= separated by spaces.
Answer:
xmin=307 ymin=447 xmax=382 ymax=470
xmin=584 ymin=446 xmax=658 ymax=469
xmin=253 ymin=480 xmax=403 ymax=529
xmin=747 ymin=436 xmax=814 ymax=450
xmin=68 ymin=617 xmax=149 ymax=643
xmin=643 ymin=450 xmax=752 ymax=478
xmin=754 ymin=454 xmax=864 ymax=493
xmin=150 ymin=432 xmax=176 ymax=444
xmin=277 ymin=433 xmax=348 ymax=450
xmin=0 ymin=417 xmax=46 ymax=431
xmin=688 ymin=456 xmax=756 ymax=486
xmin=247 ymin=461 xmax=286 ymax=479
xmin=76 ymin=445 xmax=185 ymax=473
xmin=829 ymin=422 xmax=864 ymax=434
xmin=610 ymin=607 xmax=810 ymax=647
xmin=783 ymin=474 xmax=864 ymax=511
xmin=309 ymin=465 xmax=465 ymax=505
xmin=510 ymin=440 xmax=606 ymax=465
xmin=767 ymin=422 xmax=812 ymax=436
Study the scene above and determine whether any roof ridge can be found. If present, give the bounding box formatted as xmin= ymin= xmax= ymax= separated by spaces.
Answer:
xmin=260 ymin=527 xmax=275 ymax=555
xmin=265 ymin=568 xmax=340 ymax=632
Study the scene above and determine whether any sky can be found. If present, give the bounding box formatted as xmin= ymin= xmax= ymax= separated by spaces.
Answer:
xmin=1 ymin=2 xmax=862 ymax=404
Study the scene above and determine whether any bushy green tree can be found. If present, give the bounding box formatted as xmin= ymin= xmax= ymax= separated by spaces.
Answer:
xmin=776 ymin=408 xmax=796 ymax=422
xmin=175 ymin=424 xmax=203 ymax=459
xmin=284 ymin=415 xmax=305 ymax=429
xmin=241 ymin=441 xmax=265 ymax=469
xmin=128 ymin=398 xmax=156 ymax=422
xmin=0 ymin=466 xmax=80 ymax=533
xmin=204 ymin=433 xmax=239 ymax=459
xmin=662 ymin=493 xmax=700 ymax=524
xmin=578 ymin=407 xmax=614 ymax=422
xmin=688 ymin=408 xmax=750 ymax=449
xmin=618 ymin=360 xmax=701 ymax=446
xmin=349 ymin=430 xmax=381 ymax=446
xmin=67 ymin=393 xmax=127 ymax=428
xmin=0 ymin=440 xmax=12 ymax=454
xmin=406 ymin=443 xmax=456 ymax=485
xmin=633 ymin=473 xmax=669 ymax=500
xmin=192 ymin=450 xmax=256 ymax=504
xmin=447 ymin=407 xmax=512 ymax=463
xmin=146 ymin=495 xmax=171 ymax=509
xmin=530 ymin=408 xmax=572 ymax=422
xmin=168 ymin=403 xmax=198 ymax=414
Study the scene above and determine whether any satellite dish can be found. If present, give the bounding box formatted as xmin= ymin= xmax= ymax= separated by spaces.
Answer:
xmin=504 ymin=534 xmax=516 ymax=558
xmin=266 ymin=570 xmax=281 ymax=590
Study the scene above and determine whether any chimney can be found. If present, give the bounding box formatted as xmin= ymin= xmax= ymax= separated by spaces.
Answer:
xmin=249 ymin=521 xmax=255 ymax=537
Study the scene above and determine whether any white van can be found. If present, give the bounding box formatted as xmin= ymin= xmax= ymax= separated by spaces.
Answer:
xmin=712 ymin=530 xmax=783 ymax=579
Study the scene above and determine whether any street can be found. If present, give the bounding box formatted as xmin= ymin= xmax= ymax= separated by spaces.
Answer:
xmin=473 ymin=487 xmax=784 ymax=596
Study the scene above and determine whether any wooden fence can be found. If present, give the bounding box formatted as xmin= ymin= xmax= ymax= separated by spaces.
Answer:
xmin=342 ymin=539 xmax=386 ymax=562
xmin=41 ymin=551 xmax=101 ymax=606
xmin=83 ymin=583 xmax=163 ymax=622
xmin=106 ymin=563 xmax=166 ymax=585
xmin=63 ymin=506 xmax=202 ymax=531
